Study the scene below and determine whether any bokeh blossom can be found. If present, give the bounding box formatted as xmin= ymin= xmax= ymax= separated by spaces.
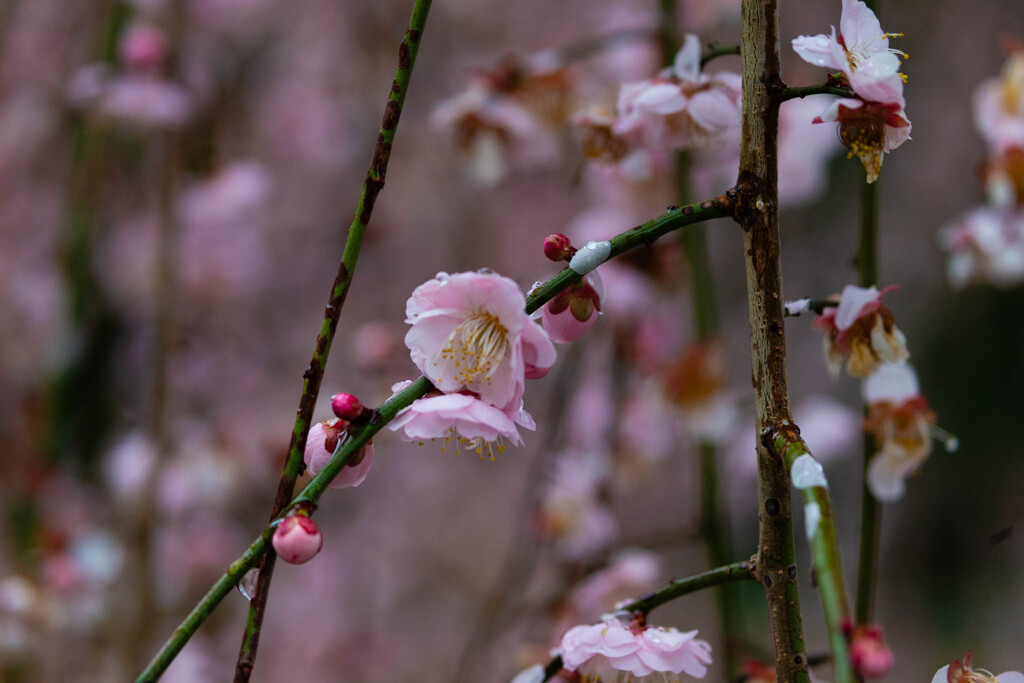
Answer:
xmin=558 ymin=616 xmax=712 ymax=681
xmin=532 ymin=454 xmax=617 ymax=559
xmin=812 ymin=285 xmax=909 ymax=378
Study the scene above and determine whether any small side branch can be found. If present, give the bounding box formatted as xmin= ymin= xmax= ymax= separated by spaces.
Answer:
xmin=764 ymin=426 xmax=854 ymax=683
xmin=701 ymin=43 xmax=741 ymax=68
xmin=779 ymin=83 xmax=855 ymax=101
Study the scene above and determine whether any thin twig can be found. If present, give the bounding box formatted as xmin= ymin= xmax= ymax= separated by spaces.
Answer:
xmin=232 ymin=1 xmax=434 ymax=679
xmin=779 ymin=83 xmax=855 ymax=101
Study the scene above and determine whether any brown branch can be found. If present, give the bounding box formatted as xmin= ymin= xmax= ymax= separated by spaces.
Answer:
xmin=735 ymin=1 xmax=810 ymax=681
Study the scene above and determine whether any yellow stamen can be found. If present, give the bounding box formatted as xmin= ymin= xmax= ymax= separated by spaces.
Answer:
xmin=438 ymin=311 xmax=510 ymax=387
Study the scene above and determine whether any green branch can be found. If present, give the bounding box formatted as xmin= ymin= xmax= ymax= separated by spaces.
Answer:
xmin=231 ymin=0 xmax=434 ymax=679
xmin=768 ymin=429 xmax=853 ymax=683
xmin=136 ymin=195 xmax=733 ymax=682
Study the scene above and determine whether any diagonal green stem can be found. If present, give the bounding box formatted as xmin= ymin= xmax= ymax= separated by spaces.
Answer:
xmin=137 ymin=195 xmax=734 ymax=682
xmin=232 ymin=1 xmax=434 ymax=679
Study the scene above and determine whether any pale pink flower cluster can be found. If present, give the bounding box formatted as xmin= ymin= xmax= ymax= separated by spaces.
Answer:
xmin=612 ymin=34 xmax=741 ymax=154
xmin=532 ymin=454 xmax=617 ymax=560
xmin=941 ymin=48 xmax=1024 ymax=288
xmin=932 ymin=653 xmax=1024 ymax=683
xmin=558 ymin=617 xmax=712 ymax=681
xmin=812 ymin=285 xmax=908 ymax=379
xmin=389 ymin=271 xmax=555 ymax=459
xmin=792 ymin=0 xmax=911 ymax=182
xmin=432 ymin=62 xmax=575 ymax=186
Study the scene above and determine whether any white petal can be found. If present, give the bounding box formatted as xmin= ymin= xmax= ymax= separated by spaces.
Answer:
xmin=863 ymin=363 xmax=919 ymax=404
xmin=930 ymin=665 xmax=949 ymax=683
xmin=835 ymin=284 xmax=881 ymax=330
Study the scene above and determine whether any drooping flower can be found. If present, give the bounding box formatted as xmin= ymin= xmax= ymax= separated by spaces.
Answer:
xmin=405 ymin=271 xmax=556 ymax=411
xmin=861 ymin=364 xmax=936 ymax=501
xmin=387 ymin=383 xmax=535 ymax=461
xmin=932 ymin=653 xmax=1024 ymax=683
xmin=273 ymin=515 xmax=323 ymax=565
xmin=792 ymin=0 xmax=907 ymax=107
xmin=812 ymin=284 xmax=909 ymax=378
xmin=541 ymin=272 xmax=605 ymax=344
xmin=558 ymin=616 xmax=712 ymax=681
xmin=304 ymin=419 xmax=374 ymax=489
xmin=613 ymin=34 xmax=742 ymax=153
xmin=813 ymin=97 xmax=911 ymax=183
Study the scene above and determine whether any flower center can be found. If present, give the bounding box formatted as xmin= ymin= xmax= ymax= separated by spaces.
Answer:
xmin=441 ymin=311 xmax=510 ymax=387
xmin=844 ymin=32 xmax=906 ymax=72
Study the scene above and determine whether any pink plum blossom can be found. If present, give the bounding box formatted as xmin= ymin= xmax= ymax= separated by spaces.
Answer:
xmin=862 ymin=364 xmax=936 ymax=502
xmin=974 ymin=48 xmax=1024 ymax=156
xmin=387 ymin=383 xmax=535 ymax=460
xmin=567 ymin=551 xmax=662 ymax=620
xmin=432 ymin=62 xmax=574 ymax=186
xmin=532 ymin=453 xmax=617 ymax=559
xmin=613 ymin=34 xmax=742 ymax=152
xmin=558 ymin=616 xmax=712 ymax=681
xmin=812 ymin=285 xmax=908 ymax=378
xmin=304 ymin=419 xmax=374 ymax=489
xmin=791 ymin=0 xmax=906 ymax=107
xmin=119 ymin=23 xmax=169 ymax=73
xmin=940 ymin=206 xmax=1024 ymax=288
xmin=813 ymin=98 xmax=910 ymax=183
xmin=932 ymin=653 xmax=1024 ymax=683
xmin=404 ymin=271 xmax=555 ymax=411
xmin=541 ymin=272 xmax=604 ymax=343
xmin=272 ymin=515 xmax=323 ymax=565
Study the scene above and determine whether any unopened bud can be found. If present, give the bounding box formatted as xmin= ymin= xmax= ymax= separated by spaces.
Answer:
xmin=273 ymin=515 xmax=323 ymax=564
xmin=543 ymin=233 xmax=575 ymax=262
xmin=848 ymin=625 xmax=894 ymax=679
xmin=331 ymin=393 xmax=364 ymax=421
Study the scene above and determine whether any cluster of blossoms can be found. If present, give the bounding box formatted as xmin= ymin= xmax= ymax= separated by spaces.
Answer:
xmin=575 ymin=34 xmax=742 ymax=182
xmin=793 ymin=285 xmax=951 ymax=500
xmin=792 ymin=0 xmax=911 ymax=182
xmin=388 ymin=270 xmax=557 ymax=460
xmin=940 ymin=46 xmax=1024 ymax=288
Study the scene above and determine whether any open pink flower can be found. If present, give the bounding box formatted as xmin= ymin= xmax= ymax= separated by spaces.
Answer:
xmin=559 ymin=617 xmax=712 ymax=680
xmin=813 ymin=285 xmax=908 ymax=378
xmin=304 ymin=419 xmax=374 ymax=489
xmin=613 ymin=34 xmax=742 ymax=152
xmin=792 ymin=0 xmax=906 ymax=107
xmin=405 ymin=271 xmax=555 ymax=411
xmin=932 ymin=653 xmax=1024 ymax=683
xmin=388 ymin=383 xmax=535 ymax=460
xmin=814 ymin=98 xmax=910 ymax=183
